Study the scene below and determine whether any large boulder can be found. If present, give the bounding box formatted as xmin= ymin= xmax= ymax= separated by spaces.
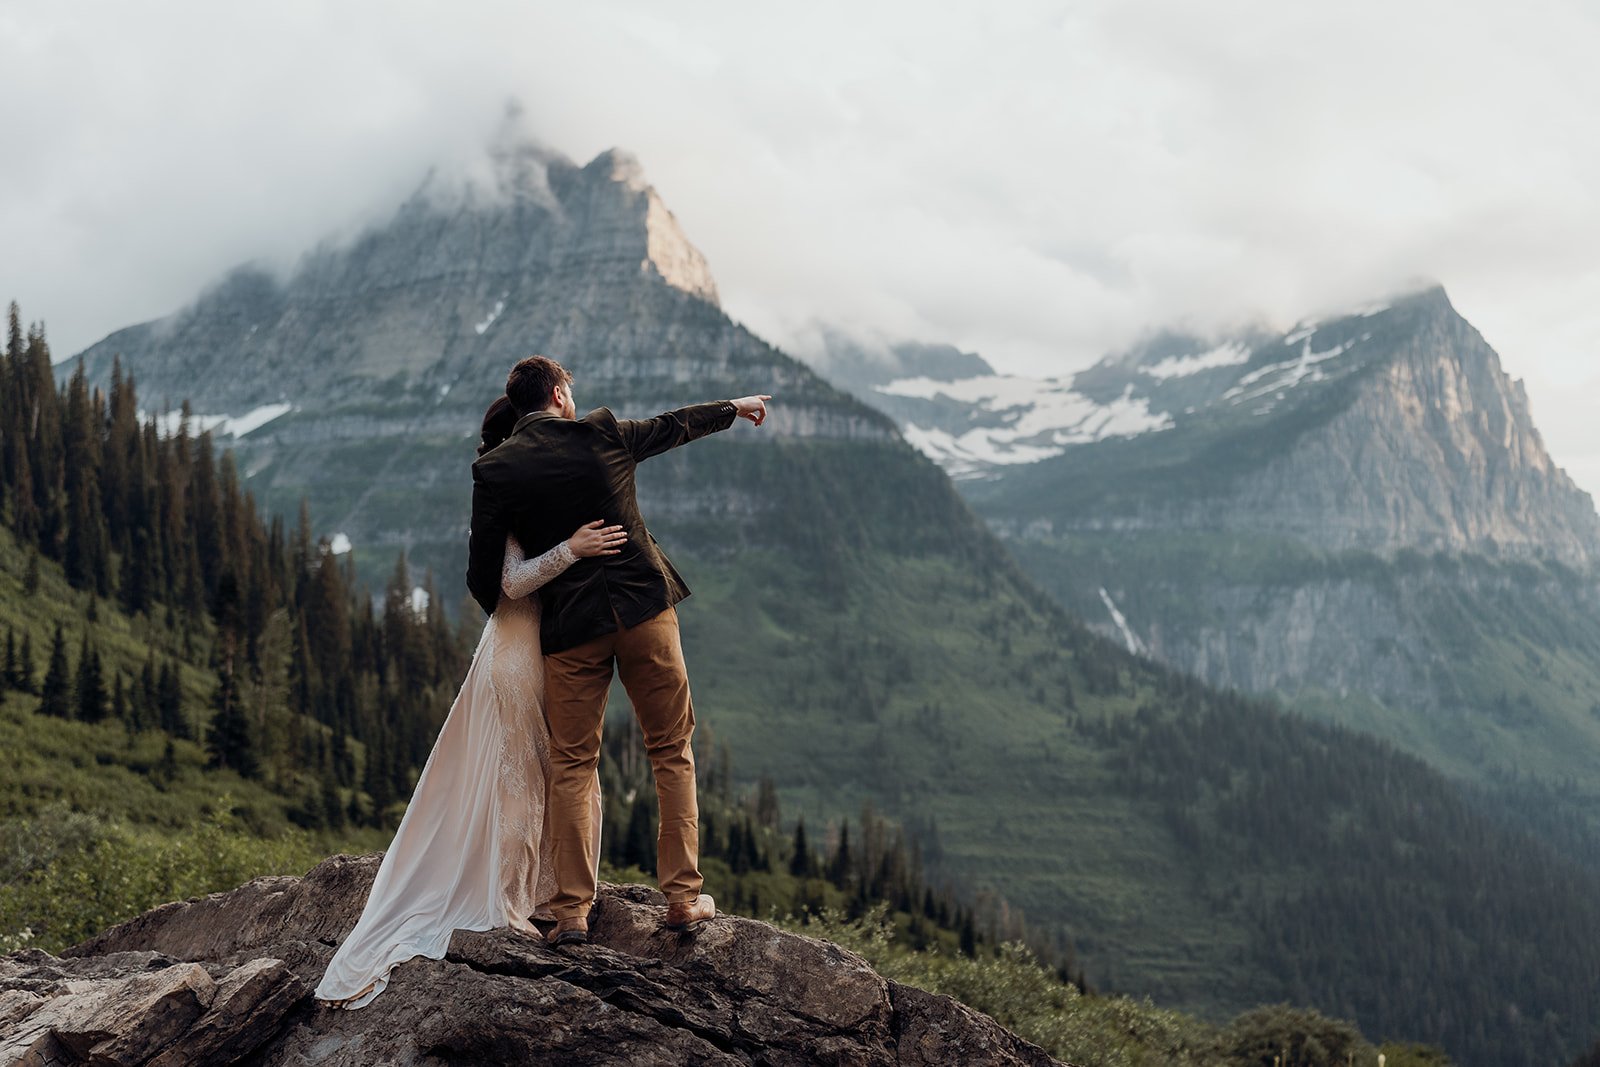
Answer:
xmin=0 ymin=852 xmax=1069 ymax=1065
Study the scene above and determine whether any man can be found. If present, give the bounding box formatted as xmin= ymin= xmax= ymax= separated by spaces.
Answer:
xmin=467 ymin=354 xmax=770 ymax=946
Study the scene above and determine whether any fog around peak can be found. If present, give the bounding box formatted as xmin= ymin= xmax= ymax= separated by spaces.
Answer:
xmin=3 ymin=0 xmax=1598 ymax=489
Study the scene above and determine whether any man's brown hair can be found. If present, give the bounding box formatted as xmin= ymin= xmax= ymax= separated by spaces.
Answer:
xmin=505 ymin=355 xmax=573 ymax=416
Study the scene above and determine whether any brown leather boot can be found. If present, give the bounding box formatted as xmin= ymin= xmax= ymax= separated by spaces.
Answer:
xmin=546 ymin=915 xmax=588 ymax=946
xmin=664 ymin=893 xmax=716 ymax=931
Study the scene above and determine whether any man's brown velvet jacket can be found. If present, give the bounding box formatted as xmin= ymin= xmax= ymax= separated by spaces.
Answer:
xmin=466 ymin=401 xmax=737 ymax=653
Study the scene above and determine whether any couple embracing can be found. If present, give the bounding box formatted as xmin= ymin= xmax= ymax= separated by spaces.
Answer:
xmin=315 ymin=355 xmax=771 ymax=1008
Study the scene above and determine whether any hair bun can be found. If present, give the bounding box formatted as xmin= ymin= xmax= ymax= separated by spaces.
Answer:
xmin=478 ymin=394 xmax=517 ymax=456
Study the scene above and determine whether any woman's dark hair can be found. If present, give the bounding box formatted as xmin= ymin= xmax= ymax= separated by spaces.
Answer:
xmin=505 ymin=354 xmax=572 ymax=416
xmin=478 ymin=395 xmax=518 ymax=456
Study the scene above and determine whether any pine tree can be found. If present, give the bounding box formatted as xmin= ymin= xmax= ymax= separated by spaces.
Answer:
xmin=290 ymin=787 xmax=324 ymax=830
xmin=4 ymin=302 xmax=21 ymax=369
xmin=755 ymin=776 xmax=781 ymax=829
xmin=61 ymin=362 xmax=112 ymax=595
xmin=321 ymin=771 xmax=345 ymax=829
xmin=17 ymin=632 xmax=35 ymax=693
xmin=622 ymin=793 xmax=656 ymax=872
xmin=206 ymin=657 xmax=258 ymax=778
xmin=382 ymin=550 xmax=413 ymax=683
xmin=331 ymin=727 xmax=353 ymax=786
xmin=39 ymin=625 xmax=71 ymax=718
xmin=134 ymin=652 xmax=157 ymax=732
xmin=190 ymin=432 xmax=222 ymax=601
xmin=153 ymin=738 xmax=178 ymax=791
xmin=743 ymin=817 xmax=765 ymax=872
xmin=789 ymin=818 xmax=812 ymax=878
xmin=363 ymin=727 xmax=395 ymax=825
xmin=75 ymin=633 xmax=107 ymax=722
xmin=119 ymin=528 xmax=151 ymax=617
xmin=23 ymin=551 xmax=40 ymax=596
xmin=3 ymin=628 xmax=15 ymax=690
xmin=701 ymin=811 xmax=720 ymax=857
xmin=112 ymin=673 xmax=128 ymax=723
xmin=830 ymin=821 xmax=853 ymax=888
xmin=157 ymin=660 xmax=188 ymax=738
xmin=20 ymin=324 xmax=63 ymax=557
xmin=728 ymin=819 xmax=748 ymax=875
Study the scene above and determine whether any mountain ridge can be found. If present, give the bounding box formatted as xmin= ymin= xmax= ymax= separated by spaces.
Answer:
xmin=843 ymin=287 xmax=1600 ymax=567
xmin=822 ymin=287 xmax=1600 ymax=809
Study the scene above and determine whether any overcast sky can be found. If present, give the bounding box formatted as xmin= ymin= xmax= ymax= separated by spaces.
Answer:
xmin=4 ymin=1 xmax=1598 ymax=491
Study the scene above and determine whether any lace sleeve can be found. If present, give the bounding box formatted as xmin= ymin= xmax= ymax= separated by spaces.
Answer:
xmin=501 ymin=534 xmax=578 ymax=599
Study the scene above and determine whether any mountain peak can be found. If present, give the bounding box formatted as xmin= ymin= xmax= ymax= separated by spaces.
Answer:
xmin=585 ymin=146 xmax=650 ymax=190
xmin=578 ymin=146 xmax=720 ymax=305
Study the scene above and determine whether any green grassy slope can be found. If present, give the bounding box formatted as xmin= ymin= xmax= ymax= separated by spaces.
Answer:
xmin=6 ymin=519 xmax=1408 ymax=1067
xmin=616 ymin=440 xmax=1600 ymax=1063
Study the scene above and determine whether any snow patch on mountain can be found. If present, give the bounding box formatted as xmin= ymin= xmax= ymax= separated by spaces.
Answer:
xmin=225 ymin=403 xmax=295 ymax=436
xmin=883 ymin=375 xmax=1171 ymax=476
xmin=1141 ymin=342 xmax=1252 ymax=380
xmin=879 ymin=376 xmax=1171 ymax=441
xmin=149 ymin=402 xmax=293 ymax=439
xmin=1224 ymin=338 xmax=1360 ymax=404
xmin=900 ymin=424 xmax=1064 ymax=477
xmin=474 ymin=299 xmax=506 ymax=335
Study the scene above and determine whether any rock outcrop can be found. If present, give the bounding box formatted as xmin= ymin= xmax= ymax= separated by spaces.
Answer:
xmin=1 ymin=853 xmax=1065 ymax=1066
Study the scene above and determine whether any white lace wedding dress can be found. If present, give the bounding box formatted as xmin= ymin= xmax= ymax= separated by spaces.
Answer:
xmin=314 ymin=534 xmax=601 ymax=1009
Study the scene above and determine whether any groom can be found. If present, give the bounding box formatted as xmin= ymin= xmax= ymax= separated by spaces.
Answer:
xmin=467 ymin=355 xmax=770 ymax=946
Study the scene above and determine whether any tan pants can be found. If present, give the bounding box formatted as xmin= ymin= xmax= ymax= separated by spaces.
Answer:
xmin=543 ymin=605 xmax=702 ymax=919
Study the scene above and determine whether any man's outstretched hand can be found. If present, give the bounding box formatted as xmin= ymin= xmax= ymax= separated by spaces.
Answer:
xmin=732 ymin=395 xmax=773 ymax=427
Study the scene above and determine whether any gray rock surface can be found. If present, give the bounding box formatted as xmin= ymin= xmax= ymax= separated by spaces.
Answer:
xmin=901 ymin=287 xmax=1600 ymax=568
xmin=67 ymin=111 xmax=894 ymax=591
xmin=0 ymin=852 xmax=1067 ymax=1066
xmin=1217 ymin=290 xmax=1600 ymax=564
xmin=949 ymin=287 xmax=1600 ymax=787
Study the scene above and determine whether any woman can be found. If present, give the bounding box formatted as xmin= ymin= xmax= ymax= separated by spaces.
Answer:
xmin=314 ymin=396 xmax=624 ymax=1009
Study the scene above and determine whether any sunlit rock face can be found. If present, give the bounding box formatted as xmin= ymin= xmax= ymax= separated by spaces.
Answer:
xmin=836 ymin=287 xmax=1600 ymax=566
xmin=830 ymin=286 xmax=1600 ymax=789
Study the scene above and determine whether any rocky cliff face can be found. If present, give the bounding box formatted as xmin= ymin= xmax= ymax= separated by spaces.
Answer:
xmin=826 ymin=288 xmax=1600 ymax=792
xmin=70 ymin=113 xmax=891 ymax=589
xmin=2 ymin=852 xmax=1063 ymax=1066
xmin=1214 ymin=289 xmax=1599 ymax=563
xmin=862 ymin=288 xmax=1600 ymax=567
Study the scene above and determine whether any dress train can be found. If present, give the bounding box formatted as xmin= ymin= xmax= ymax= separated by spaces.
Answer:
xmin=314 ymin=539 xmax=595 ymax=1009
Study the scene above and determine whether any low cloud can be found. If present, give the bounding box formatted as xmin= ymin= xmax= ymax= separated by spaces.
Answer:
xmin=3 ymin=0 xmax=1597 ymax=488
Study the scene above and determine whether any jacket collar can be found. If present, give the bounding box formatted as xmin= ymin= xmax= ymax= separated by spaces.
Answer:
xmin=512 ymin=409 xmax=562 ymax=435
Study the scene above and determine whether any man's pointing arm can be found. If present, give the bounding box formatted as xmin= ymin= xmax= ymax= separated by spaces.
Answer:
xmin=617 ymin=395 xmax=772 ymax=462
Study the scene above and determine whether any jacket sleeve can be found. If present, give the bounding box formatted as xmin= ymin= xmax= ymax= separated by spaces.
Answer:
xmin=614 ymin=401 xmax=739 ymax=462
xmin=466 ymin=463 xmax=510 ymax=617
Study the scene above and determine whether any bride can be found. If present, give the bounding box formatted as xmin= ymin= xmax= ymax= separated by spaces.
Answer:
xmin=314 ymin=396 xmax=626 ymax=1009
